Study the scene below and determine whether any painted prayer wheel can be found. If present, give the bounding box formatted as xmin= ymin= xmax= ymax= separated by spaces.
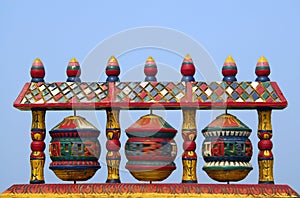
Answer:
xmin=49 ymin=116 xmax=101 ymax=181
xmin=201 ymin=113 xmax=253 ymax=182
xmin=125 ymin=114 xmax=177 ymax=182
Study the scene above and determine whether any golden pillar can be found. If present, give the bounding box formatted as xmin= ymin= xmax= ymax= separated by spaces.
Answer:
xmin=30 ymin=109 xmax=46 ymax=184
xmin=181 ymin=109 xmax=198 ymax=183
xmin=257 ymin=108 xmax=274 ymax=184
xmin=105 ymin=109 xmax=121 ymax=183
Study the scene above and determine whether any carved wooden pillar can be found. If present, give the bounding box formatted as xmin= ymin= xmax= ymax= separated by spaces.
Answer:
xmin=105 ymin=109 xmax=121 ymax=183
xmin=30 ymin=109 xmax=46 ymax=184
xmin=182 ymin=109 xmax=198 ymax=183
xmin=257 ymin=108 xmax=274 ymax=184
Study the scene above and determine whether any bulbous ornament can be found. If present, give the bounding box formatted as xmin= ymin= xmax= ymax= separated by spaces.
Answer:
xmin=202 ymin=113 xmax=253 ymax=182
xmin=49 ymin=116 xmax=101 ymax=182
xmin=125 ymin=114 xmax=177 ymax=182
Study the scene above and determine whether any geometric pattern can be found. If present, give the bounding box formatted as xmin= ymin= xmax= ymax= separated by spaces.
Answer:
xmin=192 ymin=81 xmax=283 ymax=103
xmin=115 ymin=82 xmax=185 ymax=102
xmin=20 ymin=82 xmax=108 ymax=104
xmin=14 ymin=81 xmax=287 ymax=110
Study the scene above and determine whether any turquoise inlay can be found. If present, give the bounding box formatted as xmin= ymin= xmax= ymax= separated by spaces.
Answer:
xmin=156 ymin=84 xmax=164 ymax=91
xmin=210 ymin=93 xmax=218 ymax=101
xmin=262 ymin=92 xmax=270 ymax=100
xmin=144 ymin=95 xmax=151 ymax=101
xmin=241 ymin=82 xmax=249 ymax=89
xmin=241 ymin=92 xmax=249 ymax=100
xmin=172 ymin=87 xmax=179 ymax=95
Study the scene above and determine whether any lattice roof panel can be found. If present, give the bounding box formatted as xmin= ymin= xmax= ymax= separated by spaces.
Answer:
xmin=14 ymin=81 xmax=287 ymax=110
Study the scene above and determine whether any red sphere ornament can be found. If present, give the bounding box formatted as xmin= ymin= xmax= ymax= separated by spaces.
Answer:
xmin=31 ymin=141 xmax=46 ymax=151
xmin=105 ymin=56 xmax=120 ymax=77
xmin=30 ymin=58 xmax=45 ymax=79
xmin=222 ymin=56 xmax=237 ymax=77
xmin=183 ymin=141 xmax=196 ymax=151
xmin=66 ymin=58 xmax=81 ymax=77
xmin=144 ymin=56 xmax=158 ymax=77
xmin=258 ymin=140 xmax=273 ymax=150
xmin=106 ymin=139 xmax=121 ymax=151
xmin=180 ymin=54 xmax=195 ymax=76
xmin=255 ymin=56 xmax=270 ymax=76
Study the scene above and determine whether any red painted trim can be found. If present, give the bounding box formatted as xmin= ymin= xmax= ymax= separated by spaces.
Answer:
xmin=271 ymin=82 xmax=288 ymax=106
xmin=13 ymin=101 xmax=287 ymax=110
xmin=13 ymin=82 xmax=31 ymax=108
xmin=126 ymin=165 xmax=176 ymax=170
xmin=13 ymin=82 xmax=288 ymax=110
xmin=2 ymin=184 xmax=298 ymax=196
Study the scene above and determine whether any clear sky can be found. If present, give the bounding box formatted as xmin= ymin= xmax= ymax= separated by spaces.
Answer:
xmin=1 ymin=0 xmax=300 ymax=194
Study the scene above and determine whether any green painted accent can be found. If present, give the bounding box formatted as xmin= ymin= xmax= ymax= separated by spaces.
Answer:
xmin=31 ymin=66 xmax=44 ymax=70
xmin=183 ymin=61 xmax=193 ymax=64
xmin=144 ymin=95 xmax=151 ymax=101
xmin=156 ymin=84 xmax=163 ymax=91
xmin=67 ymin=65 xmax=80 ymax=70
xmin=262 ymin=92 xmax=270 ymax=100
xmin=262 ymin=82 xmax=270 ymax=87
xmin=241 ymin=92 xmax=249 ymax=100
xmin=106 ymin=66 xmax=120 ymax=70
xmin=144 ymin=64 xmax=157 ymax=68
xmin=221 ymin=82 xmax=228 ymax=89
xmin=210 ymin=93 xmax=218 ymax=101
xmin=256 ymin=66 xmax=270 ymax=70
xmin=241 ymin=82 xmax=249 ymax=89
xmin=203 ymin=127 xmax=251 ymax=132
xmin=222 ymin=66 xmax=237 ymax=70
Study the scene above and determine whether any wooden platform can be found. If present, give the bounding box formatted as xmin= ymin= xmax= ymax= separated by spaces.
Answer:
xmin=1 ymin=183 xmax=298 ymax=197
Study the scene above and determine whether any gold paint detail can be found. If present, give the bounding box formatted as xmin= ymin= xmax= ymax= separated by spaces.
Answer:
xmin=181 ymin=109 xmax=197 ymax=182
xmin=182 ymin=109 xmax=197 ymax=132
xmin=30 ymin=110 xmax=46 ymax=183
xmin=31 ymin=110 xmax=46 ymax=130
xmin=106 ymin=158 xmax=120 ymax=180
xmin=130 ymin=169 xmax=174 ymax=182
xmin=182 ymin=158 xmax=197 ymax=181
xmin=30 ymin=160 xmax=45 ymax=182
xmin=106 ymin=109 xmax=120 ymax=130
xmin=258 ymin=160 xmax=274 ymax=182
xmin=105 ymin=109 xmax=121 ymax=182
xmin=258 ymin=110 xmax=272 ymax=131
xmin=257 ymin=109 xmax=274 ymax=183
xmin=52 ymin=169 xmax=97 ymax=181
xmin=204 ymin=169 xmax=252 ymax=182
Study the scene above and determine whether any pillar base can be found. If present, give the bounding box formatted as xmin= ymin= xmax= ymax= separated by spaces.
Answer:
xmin=106 ymin=179 xmax=121 ymax=183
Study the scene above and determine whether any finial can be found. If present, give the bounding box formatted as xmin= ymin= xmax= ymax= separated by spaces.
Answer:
xmin=30 ymin=58 xmax=45 ymax=82
xmin=106 ymin=56 xmax=120 ymax=82
xmin=222 ymin=55 xmax=237 ymax=82
xmin=255 ymin=56 xmax=270 ymax=82
xmin=144 ymin=56 xmax=157 ymax=81
xmin=66 ymin=57 xmax=81 ymax=82
xmin=180 ymin=54 xmax=195 ymax=82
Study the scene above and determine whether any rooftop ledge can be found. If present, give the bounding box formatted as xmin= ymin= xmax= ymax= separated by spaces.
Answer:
xmin=14 ymin=81 xmax=287 ymax=111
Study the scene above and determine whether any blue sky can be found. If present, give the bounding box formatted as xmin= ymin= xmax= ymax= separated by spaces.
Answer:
xmin=1 ymin=0 xmax=300 ymax=194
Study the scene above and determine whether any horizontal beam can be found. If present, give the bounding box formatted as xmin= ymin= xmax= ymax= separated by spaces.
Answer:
xmin=1 ymin=184 xmax=298 ymax=197
xmin=14 ymin=81 xmax=287 ymax=110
